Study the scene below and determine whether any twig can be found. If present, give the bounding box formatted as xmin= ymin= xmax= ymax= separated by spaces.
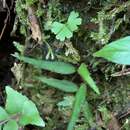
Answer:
xmin=28 ymin=6 xmax=42 ymax=44
xmin=0 ymin=0 xmax=11 ymax=40
xmin=0 ymin=113 xmax=20 ymax=126
xmin=0 ymin=13 xmax=9 ymax=40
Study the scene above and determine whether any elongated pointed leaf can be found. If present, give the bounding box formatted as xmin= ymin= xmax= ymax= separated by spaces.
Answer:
xmin=36 ymin=76 xmax=78 ymax=92
xmin=5 ymin=86 xmax=28 ymax=114
xmin=12 ymin=53 xmax=76 ymax=74
xmin=78 ymin=63 xmax=100 ymax=95
xmin=3 ymin=120 xmax=18 ymax=130
xmin=93 ymin=36 xmax=130 ymax=65
xmin=67 ymin=84 xmax=86 ymax=130
xmin=0 ymin=107 xmax=9 ymax=121
xmin=19 ymin=101 xmax=45 ymax=127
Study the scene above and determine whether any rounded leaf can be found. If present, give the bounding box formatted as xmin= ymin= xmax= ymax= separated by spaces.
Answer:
xmin=19 ymin=100 xmax=45 ymax=127
xmin=0 ymin=107 xmax=9 ymax=121
xmin=3 ymin=120 xmax=18 ymax=130
xmin=5 ymin=86 xmax=28 ymax=114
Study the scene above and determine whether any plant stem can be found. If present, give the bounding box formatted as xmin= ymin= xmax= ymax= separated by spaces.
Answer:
xmin=0 ymin=113 xmax=21 ymax=125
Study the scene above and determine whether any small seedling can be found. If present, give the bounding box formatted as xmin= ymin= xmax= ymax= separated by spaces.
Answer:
xmin=51 ymin=11 xmax=82 ymax=41
xmin=0 ymin=86 xmax=45 ymax=130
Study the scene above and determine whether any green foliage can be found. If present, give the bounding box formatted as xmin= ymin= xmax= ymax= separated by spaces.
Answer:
xmin=12 ymin=0 xmax=130 ymax=129
xmin=0 ymin=107 xmax=9 ymax=120
xmin=19 ymin=101 xmax=44 ymax=126
xmin=90 ymin=2 xmax=129 ymax=44
xmin=0 ymin=86 xmax=45 ymax=130
xmin=3 ymin=120 xmax=18 ymax=130
xmin=67 ymin=84 xmax=86 ymax=130
xmin=122 ymin=119 xmax=130 ymax=130
xmin=36 ymin=76 xmax=78 ymax=92
xmin=15 ymin=0 xmax=27 ymax=24
xmin=51 ymin=11 xmax=82 ymax=41
xmin=5 ymin=86 xmax=28 ymax=114
xmin=26 ymin=0 xmax=38 ymax=6
xmin=13 ymin=53 xmax=97 ymax=129
xmin=13 ymin=42 xmax=24 ymax=54
xmin=82 ymin=102 xmax=94 ymax=127
xmin=91 ymin=11 xmax=109 ymax=44
xmin=12 ymin=53 xmax=76 ymax=74
xmin=78 ymin=63 xmax=100 ymax=95
xmin=57 ymin=96 xmax=75 ymax=108
xmin=94 ymin=36 xmax=130 ymax=65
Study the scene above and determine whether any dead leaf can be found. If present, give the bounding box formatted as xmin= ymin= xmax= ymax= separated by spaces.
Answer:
xmin=107 ymin=113 xmax=121 ymax=130
xmin=28 ymin=6 xmax=42 ymax=43
xmin=11 ymin=63 xmax=24 ymax=85
xmin=96 ymin=112 xmax=105 ymax=128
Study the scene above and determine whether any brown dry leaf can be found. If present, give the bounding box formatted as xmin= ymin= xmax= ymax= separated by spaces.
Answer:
xmin=28 ymin=6 xmax=42 ymax=43
xmin=11 ymin=63 xmax=24 ymax=85
xmin=96 ymin=112 xmax=105 ymax=128
xmin=107 ymin=113 xmax=121 ymax=130
xmin=96 ymin=110 xmax=121 ymax=130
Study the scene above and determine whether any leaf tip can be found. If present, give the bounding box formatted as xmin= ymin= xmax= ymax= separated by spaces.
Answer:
xmin=96 ymin=89 xmax=100 ymax=95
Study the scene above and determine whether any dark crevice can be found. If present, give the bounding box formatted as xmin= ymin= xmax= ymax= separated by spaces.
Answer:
xmin=0 ymin=0 xmax=16 ymax=105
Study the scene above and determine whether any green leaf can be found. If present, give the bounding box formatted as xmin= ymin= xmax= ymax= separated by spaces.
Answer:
xmin=19 ymin=100 xmax=45 ymax=127
xmin=57 ymin=96 xmax=75 ymax=108
xmin=51 ymin=11 xmax=82 ymax=41
xmin=51 ymin=22 xmax=72 ymax=41
xmin=93 ymin=36 xmax=130 ymax=65
xmin=67 ymin=84 xmax=86 ymax=130
xmin=5 ymin=86 xmax=28 ymax=114
xmin=78 ymin=63 xmax=100 ymax=95
xmin=26 ymin=0 xmax=38 ymax=5
xmin=67 ymin=11 xmax=82 ymax=31
xmin=4 ymin=86 xmax=45 ymax=127
xmin=36 ymin=76 xmax=78 ymax=92
xmin=3 ymin=120 xmax=18 ymax=130
xmin=51 ymin=22 xmax=64 ymax=34
xmin=13 ymin=42 xmax=24 ymax=53
xmin=0 ymin=107 xmax=9 ymax=121
xmin=12 ymin=53 xmax=76 ymax=74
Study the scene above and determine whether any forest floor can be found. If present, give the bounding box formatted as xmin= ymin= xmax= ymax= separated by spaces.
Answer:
xmin=0 ymin=0 xmax=130 ymax=130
